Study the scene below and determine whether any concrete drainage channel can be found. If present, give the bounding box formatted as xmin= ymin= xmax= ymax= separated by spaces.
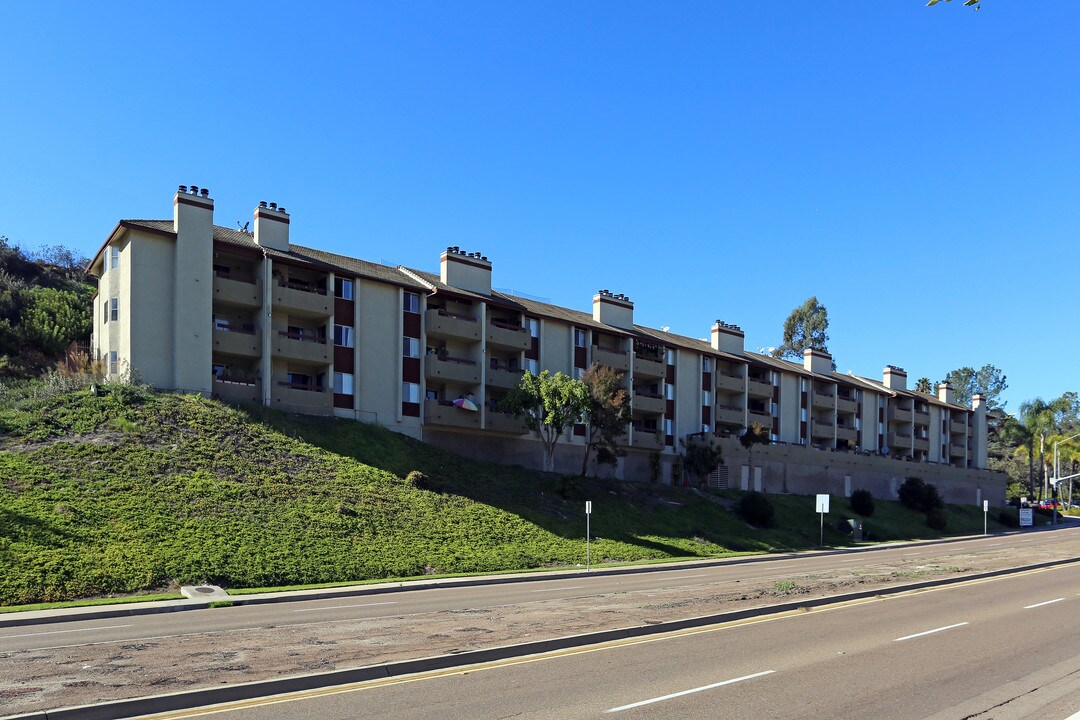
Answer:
xmin=4 ymin=556 xmax=1078 ymax=720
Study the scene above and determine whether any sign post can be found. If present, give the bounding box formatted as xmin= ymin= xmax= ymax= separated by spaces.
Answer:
xmin=816 ymin=494 xmax=830 ymax=547
xmin=585 ymin=501 xmax=592 ymax=572
xmin=983 ymin=499 xmax=988 ymax=535
xmin=1019 ymin=507 xmax=1034 ymax=528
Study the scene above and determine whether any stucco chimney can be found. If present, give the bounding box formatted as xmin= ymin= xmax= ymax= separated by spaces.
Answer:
xmin=883 ymin=365 xmax=907 ymax=391
xmin=171 ymin=185 xmax=214 ymax=394
xmin=593 ymin=290 xmax=634 ymax=330
xmin=710 ymin=321 xmax=744 ymax=354
xmin=440 ymin=247 xmax=492 ymax=294
xmin=173 ymin=185 xmax=214 ymax=241
xmin=803 ymin=348 xmax=833 ymax=375
xmin=254 ymin=200 xmax=290 ymax=252
xmin=938 ymin=382 xmax=955 ymax=405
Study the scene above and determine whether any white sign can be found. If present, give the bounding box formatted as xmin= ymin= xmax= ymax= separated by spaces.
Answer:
xmin=983 ymin=500 xmax=989 ymax=512
xmin=1019 ymin=508 xmax=1034 ymax=527
xmin=816 ymin=494 xmax=830 ymax=514
xmin=585 ymin=501 xmax=592 ymax=515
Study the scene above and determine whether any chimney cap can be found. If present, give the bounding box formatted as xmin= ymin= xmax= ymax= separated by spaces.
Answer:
xmin=200 ymin=188 xmax=209 ymax=198
xmin=885 ymin=364 xmax=907 ymax=373
xmin=178 ymin=185 xmax=188 ymax=193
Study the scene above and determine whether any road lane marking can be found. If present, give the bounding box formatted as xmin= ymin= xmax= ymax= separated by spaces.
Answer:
xmin=529 ymin=587 xmax=583 ymax=593
xmin=604 ymin=670 xmax=775 ymax=713
xmin=839 ymin=559 xmax=861 ymax=563
xmin=675 ymin=574 xmax=710 ymax=579
xmin=0 ymin=623 xmax=132 ymax=639
xmin=1023 ymin=597 xmax=1065 ymax=609
xmin=894 ymin=622 xmax=969 ymax=642
xmin=987 ymin=543 xmax=1002 ymax=547
xmin=292 ymin=602 xmax=397 ymax=613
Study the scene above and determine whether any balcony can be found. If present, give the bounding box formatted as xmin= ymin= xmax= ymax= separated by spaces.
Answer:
xmin=485 ymin=410 xmax=528 ymax=435
xmin=811 ymin=391 xmax=835 ymax=409
xmin=747 ymin=378 xmax=772 ymax=398
xmin=212 ymin=376 xmax=260 ymax=404
xmin=715 ymin=404 xmax=744 ymax=427
xmin=424 ymin=399 xmax=481 ymax=429
xmin=426 ymin=309 xmax=480 ymax=342
xmin=914 ymin=410 xmax=930 ymax=426
xmin=592 ymin=346 xmax=630 ymax=372
xmin=426 ymin=355 xmax=481 ymax=385
xmin=213 ymin=327 xmax=261 ymax=358
xmin=632 ymin=430 xmax=664 ymax=451
xmin=486 ymin=319 xmax=530 ymax=351
xmin=811 ymin=418 xmax=835 ymax=439
xmin=950 ymin=420 xmax=968 ymax=435
xmin=632 ymin=391 xmax=665 ymax=415
xmin=888 ymin=406 xmax=913 ymax=423
xmin=888 ymin=431 xmax=913 ymax=449
xmin=273 ymin=279 xmax=331 ymax=317
xmin=633 ymin=353 xmax=665 ymax=379
xmin=715 ymin=373 xmax=745 ymax=393
xmin=949 ymin=442 xmax=967 ymax=457
xmin=913 ymin=437 xmax=930 ymax=452
xmin=274 ymin=331 xmax=330 ymax=364
xmin=487 ymin=366 xmax=525 ymax=390
xmin=748 ymin=409 xmax=771 ymax=426
xmin=213 ymin=272 xmax=260 ymax=308
xmin=836 ymin=396 xmax=857 ymax=414
xmin=272 ymin=380 xmax=332 ymax=415
xmin=836 ymin=425 xmax=858 ymax=443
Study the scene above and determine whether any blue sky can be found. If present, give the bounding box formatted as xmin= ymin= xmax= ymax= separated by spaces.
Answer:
xmin=1 ymin=2 xmax=1075 ymax=411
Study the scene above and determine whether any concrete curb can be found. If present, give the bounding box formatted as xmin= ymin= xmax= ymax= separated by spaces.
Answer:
xmin=4 ymin=554 xmax=1077 ymax=720
xmin=0 ymin=528 xmax=1048 ymax=629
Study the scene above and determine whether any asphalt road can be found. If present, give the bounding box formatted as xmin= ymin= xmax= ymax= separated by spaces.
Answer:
xmin=151 ymin=560 xmax=1080 ymax=720
xmin=2 ymin=526 xmax=1076 ymax=656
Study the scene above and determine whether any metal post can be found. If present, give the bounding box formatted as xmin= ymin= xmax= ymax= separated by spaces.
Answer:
xmin=586 ymin=512 xmax=591 ymax=572
xmin=819 ymin=511 xmax=824 ymax=547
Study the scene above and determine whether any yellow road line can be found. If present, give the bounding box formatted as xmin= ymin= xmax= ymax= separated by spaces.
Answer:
xmin=130 ymin=563 xmax=1074 ymax=720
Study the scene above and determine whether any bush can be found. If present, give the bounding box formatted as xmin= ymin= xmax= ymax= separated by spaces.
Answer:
xmin=927 ymin=511 xmax=948 ymax=531
xmin=898 ymin=477 xmax=943 ymax=513
xmin=997 ymin=509 xmax=1019 ymax=527
xmin=850 ymin=489 xmax=875 ymax=517
xmin=738 ymin=491 xmax=775 ymax=528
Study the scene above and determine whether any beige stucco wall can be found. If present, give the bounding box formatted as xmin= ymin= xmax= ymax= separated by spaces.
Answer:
xmin=354 ymin=280 xmax=418 ymax=433
xmin=540 ymin=319 xmax=572 ymax=375
xmin=172 ymin=204 xmax=214 ymax=393
xmin=126 ymin=232 xmax=176 ymax=389
xmin=778 ymin=372 xmax=800 ymax=443
xmin=675 ymin=349 xmax=700 ymax=439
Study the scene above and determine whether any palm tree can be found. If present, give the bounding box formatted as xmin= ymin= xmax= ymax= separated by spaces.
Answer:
xmin=1017 ymin=395 xmax=1079 ymax=499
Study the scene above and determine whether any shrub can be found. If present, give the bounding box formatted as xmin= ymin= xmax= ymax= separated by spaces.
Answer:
xmin=898 ymin=477 xmax=944 ymax=513
xmin=997 ymin=509 xmax=1019 ymax=528
xmin=404 ymin=470 xmax=429 ymax=489
xmin=559 ymin=473 xmax=586 ymax=500
xmin=850 ymin=489 xmax=875 ymax=517
xmin=927 ymin=511 xmax=948 ymax=531
xmin=738 ymin=491 xmax=775 ymax=528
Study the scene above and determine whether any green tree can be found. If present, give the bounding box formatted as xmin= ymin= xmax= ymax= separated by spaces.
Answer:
xmin=944 ymin=365 xmax=1008 ymax=410
xmin=773 ymin=296 xmax=829 ymax=361
xmin=679 ymin=435 xmax=724 ymax=488
xmin=579 ymin=363 xmax=630 ymax=476
xmin=1015 ymin=394 xmax=1080 ymax=499
xmin=739 ymin=422 xmax=771 ymax=467
xmin=502 ymin=370 xmax=590 ymax=473
xmin=914 ymin=377 xmax=933 ymax=394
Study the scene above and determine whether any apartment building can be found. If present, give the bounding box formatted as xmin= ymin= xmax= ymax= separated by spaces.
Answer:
xmin=88 ymin=187 xmax=1003 ymax=506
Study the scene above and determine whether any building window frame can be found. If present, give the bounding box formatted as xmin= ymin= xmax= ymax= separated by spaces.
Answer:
xmin=109 ymin=297 xmax=119 ymax=322
xmin=333 ymin=372 xmax=354 ymax=395
xmin=403 ymin=381 xmax=421 ymax=404
xmin=333 ymin=325 xmax=355 ymax=348
xmin=403 ymin=336 xmax=420 ymax=358
xmin=334 ymin=277 xmax=355 ymax=301
xmin=403 ymin=291 xmax=420 ymax=314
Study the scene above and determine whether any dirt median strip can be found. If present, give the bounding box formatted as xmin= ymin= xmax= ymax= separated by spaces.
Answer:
xmin=3 ymin=551 xmax=1079 ymax=720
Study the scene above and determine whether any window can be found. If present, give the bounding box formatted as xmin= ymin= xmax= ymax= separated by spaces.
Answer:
xmin=110 ymin=246 xmax=119 ymax=270
xmin=102 ymin=299 xmax=108 ymax=324
xmin=666 ymin=348 xmax=675 ymax=365
xmin=333 ymin=372 xmax=354 ymax=395
xmin=212 ymin=363 xmax=225 ymax=378
xmin=526 ymin=317 xmax=539 ymax=338
xmin=334 ymin=277 xmax=354 ymax=300
xmin=109 ymin=297 xmax=119 ymax=322
xmin=664 ymin=383 xmax=674 ymax=400
xmin=333 ymin=325 xmax=354 ymax=348
xmin=214 ymin=315 xmax=230 ymax=331
xmin=702 ymin=357 xmax=712 ymax=373
xmin=575 ymin=367 xmax=585 ymax=380
xmin=771 ymin=402 xmax=778 ymax=416
xmin=800 ymin=378 xmax=807 ymax=392
xmin=702 ymin=390 xmax=712 ymax=406
xmin=663 ymin=418 xmax=673 ymax=435
xmin=403 ymin=291 xmax=419 ymax=313
xmin=108 ymin=351 xmax=118 ymax=375
xmin=403 ymin=382 xmax=421 ymax=403
xmin=403 ymin=337 xmax=419 ymax=358
xmin=800 ymin=407 xmax=807 ymax=422
xmin=524 ymin=358 xmax=538 ymax=374
xmin=287 ymin=372 xmax=311 ymax=387
xmin=574 ymin=328 xmax=587 ymax=347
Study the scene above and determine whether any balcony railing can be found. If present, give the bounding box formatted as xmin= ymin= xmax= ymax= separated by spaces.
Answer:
xmin=836 ymin=425 xmax=858 ymax=442
xmin=426 ymin=308 xmax=481 ymax=342
xmin=485 ymin=410 xmax=528 ymax=435
xmin=631 ymin=430 xmax=664 ymax=450
xmin=747 ymin=378 xmax=772 ymax=398
xmin=748 ymin=409 xmax=771 ymax=425
xmin=914 ymin=411 xmax=930 ymax=425
xmin=424 ymin=399 xmax=482 ymax=429
xmin=715 ymin=404 xmax=744 ymax=426
xmin=273 ymin=279 xmax=331 ymax=316
xmin=274 ymin=331 xmax=330 ymax=364
xmin=949 ymin=442 xmax=967 ymax=456
xmin=913 ymin=437 xmax=930 ymax=452
xmin=273 ymin=379 xmax=332 ymax=415
xmin=888 ymin=406 xmax=913 ymax=423
xmin=213 ymin=273 xmax=261 ymax=307
xmin=950 ymin=420 xmax=968 ymax=435
xmin=811 ymin=392 xmax=835 ymax=409
xmin=215 ymin=269 xmax=257 ymax=284
xmin=487 ymin=319 xmax=530 ymax=351
xmin=592 ymin=346 xmax=630 ymax=371
xmin=810 ymin=418 xmax=835 ymax=439
xmin=715 ymin=373 xmax=745 ymax=392
xmin=836 ymin=396 xmax=857 ymax=414
xmin=278 ymin=279 xmax=327 ymax=295
xmin=487 ymin=365 xmax=525 ymax=390
xmin=212 ymin=376 xmax=260 ymax=404
xmin=632 ymin=353 xmax=666 ymax=379
xmin=888 ymin=431 xmax=913 ymax=449
xmin=632 ymin=391 xmax=665 ymax=415
xmin=213 ymin=326 xmax=260 ymax=357
xmin=426 ymin=355 xmax=481 ymax=385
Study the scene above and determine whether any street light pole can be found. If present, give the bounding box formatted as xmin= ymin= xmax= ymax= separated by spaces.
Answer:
xmin=1052 ymin=432 xmax=1080 ymax=524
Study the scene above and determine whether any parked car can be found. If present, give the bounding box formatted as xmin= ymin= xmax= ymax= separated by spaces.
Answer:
xmin=1037 ymin=498 xmax=1060 ymax=510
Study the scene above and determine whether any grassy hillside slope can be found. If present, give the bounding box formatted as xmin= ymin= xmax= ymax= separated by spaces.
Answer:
xmin=0 ymin=383 xmax=1008 ymax=606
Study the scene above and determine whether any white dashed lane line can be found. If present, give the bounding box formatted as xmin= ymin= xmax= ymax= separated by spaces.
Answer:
xmin=605 ymin=670 xmax=776 ymax=713
xmin=0 ymin=623 xmax=132 ymax=639
xmin=293 ymin=602 xmax=398 ymax=613
xmin=894 ymin=622 xmax=969 ymax=642
xmin=1023 ymin=598 xmax=1065 ymax=610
